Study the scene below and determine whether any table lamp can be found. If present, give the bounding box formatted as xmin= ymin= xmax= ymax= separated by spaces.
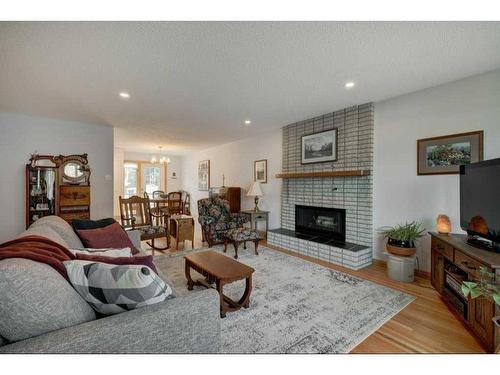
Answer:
xmin=247 ymin=181 xmax=263 ymax=212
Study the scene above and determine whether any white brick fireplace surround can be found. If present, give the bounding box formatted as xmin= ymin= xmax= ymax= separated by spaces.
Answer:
xmin=267 ymin=103 xmax=374 ymax=270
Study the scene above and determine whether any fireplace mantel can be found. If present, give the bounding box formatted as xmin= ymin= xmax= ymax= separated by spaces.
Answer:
xmin=275 ymin=170 xmax=370 ymax=179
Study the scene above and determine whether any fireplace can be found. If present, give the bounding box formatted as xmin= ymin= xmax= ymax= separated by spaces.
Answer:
xmin=295 ymin=205 xmax=346 ymax=241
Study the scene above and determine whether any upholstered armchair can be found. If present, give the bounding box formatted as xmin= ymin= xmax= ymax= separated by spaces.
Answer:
xmin=197 ymin=197 xmax=249 ymax=247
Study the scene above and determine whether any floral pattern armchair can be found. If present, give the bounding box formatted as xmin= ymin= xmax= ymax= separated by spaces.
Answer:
xmin=197 ymin=197 xmax=249 ymax=247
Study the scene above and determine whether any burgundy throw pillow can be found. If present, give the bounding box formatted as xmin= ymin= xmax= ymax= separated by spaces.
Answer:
xmin=75 ymin=253 xmax=158 ymax=274
xmin=76 ymin=222 xmax=139 ymax=254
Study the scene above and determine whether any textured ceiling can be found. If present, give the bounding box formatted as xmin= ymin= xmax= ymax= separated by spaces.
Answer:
xmin=1 ymin=22 xmax=500 ymax=153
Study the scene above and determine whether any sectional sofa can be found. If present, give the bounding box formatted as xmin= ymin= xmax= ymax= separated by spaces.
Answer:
xmin=0 ymin=216 xmax=220 ymax=353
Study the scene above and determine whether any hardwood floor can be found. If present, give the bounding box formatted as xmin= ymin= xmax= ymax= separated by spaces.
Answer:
xmin=146 ymin=234 xmax=486 ymax=353
xmin=262 ymin=244 xmax=486 ymax=353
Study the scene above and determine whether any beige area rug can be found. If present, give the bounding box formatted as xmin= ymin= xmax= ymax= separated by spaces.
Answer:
xmin=154 ymin=245 xmax=415 ymax=353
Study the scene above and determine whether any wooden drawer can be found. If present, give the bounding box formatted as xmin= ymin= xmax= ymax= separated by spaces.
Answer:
xmin=59 ymin=186 xmax=90 ymax=206
xmin=59 ymin=211 xmax=90 ymax=222
xmin=253 ymin=213 xmax=267 ymax=220
xmin=455 ymin=250 xmax=491 ymax=275
xmin=431 ymin=237 xmax=453 ymax=260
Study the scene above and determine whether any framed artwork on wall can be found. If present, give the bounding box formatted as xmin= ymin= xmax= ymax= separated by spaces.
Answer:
xmin=301 ymin=129 xmax=337 ymax=164
xmin=417 ymin=130 xmax=483 ymax=175
xmin=254 ymin=159 xmax=267 ymax=183
xmin=198 ymin=160 xmax=210 ymax=191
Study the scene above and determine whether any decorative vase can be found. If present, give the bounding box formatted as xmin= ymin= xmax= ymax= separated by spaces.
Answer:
xmin=386 ymin=237 xmax=416 ymax=257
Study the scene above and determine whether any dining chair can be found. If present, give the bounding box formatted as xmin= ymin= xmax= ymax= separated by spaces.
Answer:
xmin=167 ymin=191 xmax=183 ymax=215
xmin=118 ymin=195 xmax=170 ymax=254
xmin=182 ymin=191 xmax=191 ymax=215
xmin=152 ymin=190 xmax=165 ymax=199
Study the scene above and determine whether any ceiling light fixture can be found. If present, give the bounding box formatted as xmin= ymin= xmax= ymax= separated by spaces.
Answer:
xmin=151 ymin=146 xmax=170 ymax=165
xmin=119 ymin=91 xmax=130 ymax=99
xmin=244 ymin=120 xmax=252 ymax=125
xmin=344 ymin=81 xmax=355 ymax=89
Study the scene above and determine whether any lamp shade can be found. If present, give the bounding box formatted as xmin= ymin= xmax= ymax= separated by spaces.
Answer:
xmin=247 ymin=181 xmax=263 ymax=197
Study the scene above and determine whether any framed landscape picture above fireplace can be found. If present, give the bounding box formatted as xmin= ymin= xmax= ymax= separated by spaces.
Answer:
xmin=301 ymin=129 xmax=337 ymax=164
xmin=417 ymin=130 xmax=483 ymax=175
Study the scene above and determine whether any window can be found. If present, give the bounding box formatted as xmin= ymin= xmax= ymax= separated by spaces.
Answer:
xmin=123 ymin=162 xmax=138 ymax=198
xmin=144 ymin=166 xmax=162 ymax=194
xmin=122 ymin=162 xmax=166 ymax=198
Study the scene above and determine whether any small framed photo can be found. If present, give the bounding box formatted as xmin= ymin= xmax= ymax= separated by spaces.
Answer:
xmin=254 ymin=159 xmax=268 ymax=183
xmin=417 ymin=131 xmax=483 ymax=175
xmin=198 ymin=160 xmax=210 ymax=191
xmin=301 ymin=129 xmax=337 ymax=164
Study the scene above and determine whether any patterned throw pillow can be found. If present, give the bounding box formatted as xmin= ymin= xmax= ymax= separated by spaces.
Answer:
xmin=63 ymin=260 xmax=174 ymax=315
xmin=74 ymin=253 xmax=158 ymax=274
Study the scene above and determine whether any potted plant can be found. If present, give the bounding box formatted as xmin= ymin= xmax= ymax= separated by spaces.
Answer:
xmin=462 ymin=267 xmax=500 ymax=329
xmin=379 ymin=221 xmax=426 ymax=257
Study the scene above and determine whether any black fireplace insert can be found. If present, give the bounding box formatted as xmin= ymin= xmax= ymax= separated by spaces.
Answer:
xmin=295 ymin=205 xmax=346 ymax=241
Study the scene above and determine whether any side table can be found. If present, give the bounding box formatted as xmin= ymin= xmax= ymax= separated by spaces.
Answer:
xmin=169 ymin=214 xmax=195 ymax=250
xmin=240 ymin=210 xmax=269 ymax=238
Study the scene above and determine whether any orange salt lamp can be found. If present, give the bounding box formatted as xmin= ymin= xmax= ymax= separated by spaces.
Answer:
xmin=468 ymin=216 xmax=489 ymax=235
xmin=436 ymin=214 xmax=451 ymax=235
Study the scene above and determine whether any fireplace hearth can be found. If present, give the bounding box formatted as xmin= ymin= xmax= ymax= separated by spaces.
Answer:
xmin=295 ymin=205 xmax=346 ymax=242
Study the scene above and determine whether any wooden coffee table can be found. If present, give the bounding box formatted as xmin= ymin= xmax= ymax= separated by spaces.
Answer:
xmin=184 ymin=251 xmax=255 ymax=318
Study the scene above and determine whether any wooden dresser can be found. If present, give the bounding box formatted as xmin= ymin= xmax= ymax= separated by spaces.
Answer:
xmin=209 ymin=187 xmax=241 ymax=213
xmin=58 ymin=185 xmax=91 ymax=222
xmin=430 ymin=232 xmax=500 ymax=352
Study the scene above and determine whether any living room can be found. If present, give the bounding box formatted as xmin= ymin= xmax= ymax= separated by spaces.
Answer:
xmin=1 ymin=1 xmax=499 ymax=373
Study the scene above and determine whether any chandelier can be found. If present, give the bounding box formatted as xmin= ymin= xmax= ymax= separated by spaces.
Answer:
xmin=151 ymin=146 xmax=171 ymax=164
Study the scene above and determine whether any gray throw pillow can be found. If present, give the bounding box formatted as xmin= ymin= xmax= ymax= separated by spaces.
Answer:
xmin=31 ymin=215 xmax=84 ymax=248
xmin=64 ymin=260 xmax=174 ymax=316
xmin=0 ymin=259 xmax=96 ymax=342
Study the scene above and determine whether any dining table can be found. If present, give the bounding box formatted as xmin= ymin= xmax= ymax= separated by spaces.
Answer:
xmin=148 ymin=195 xmax=183 ymax=225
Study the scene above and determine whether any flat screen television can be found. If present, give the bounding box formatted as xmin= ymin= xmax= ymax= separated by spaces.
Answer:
xmin=460 ymin=158 xmax=500 ymax=252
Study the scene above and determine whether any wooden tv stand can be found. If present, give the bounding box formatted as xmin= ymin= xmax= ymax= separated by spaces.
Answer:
xmin=430 ymin=232 xmax=500 ymax=353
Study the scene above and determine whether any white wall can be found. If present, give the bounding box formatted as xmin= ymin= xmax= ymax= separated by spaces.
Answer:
xmin=374 ymin=69 xmax=500 ymax=272
xmin=181 ymin=129 xmax=282 ymax=229
xmin=113 ymin=148 xmax=125 ymax=216
xmin=0 ymin=112 xmax=114 ymax=242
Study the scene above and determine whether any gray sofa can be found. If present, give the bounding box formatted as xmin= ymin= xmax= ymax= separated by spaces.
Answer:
xmin=0 ymin=216 xmax=221 ymax=353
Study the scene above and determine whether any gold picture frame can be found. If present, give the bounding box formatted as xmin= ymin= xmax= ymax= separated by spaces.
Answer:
xmin=417 ymin=131 xmax=483 ymax=175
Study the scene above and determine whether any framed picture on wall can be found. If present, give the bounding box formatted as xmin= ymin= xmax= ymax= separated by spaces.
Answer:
xmin=198 ymin=160 xmax=210 ymax=191
xmin=417 ymin=131 xmax=483 ymax=175
xmin=254 ymin=159 xmax=267 ymax=183
xmin=301 ymin=129 xmax=337 ymax=164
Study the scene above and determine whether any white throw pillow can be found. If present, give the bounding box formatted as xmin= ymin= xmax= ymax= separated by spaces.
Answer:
xmin=69 ymin=247 xmax=133 ymax=257
xmin=63 ymin=260 xmax=174 ymax=315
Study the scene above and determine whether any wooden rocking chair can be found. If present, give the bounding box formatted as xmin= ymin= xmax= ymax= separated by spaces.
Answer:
xmin=119 ymin=195 xmax=170 ymax=253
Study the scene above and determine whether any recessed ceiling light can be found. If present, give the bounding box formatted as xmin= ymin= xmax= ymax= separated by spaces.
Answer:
xmin=244 ymin=120 xmax=252 ymax=125
xmin=119 ymin=92 xmax=130 ymax=99
xmin=344 ymin=82 xmax=355 ymax=89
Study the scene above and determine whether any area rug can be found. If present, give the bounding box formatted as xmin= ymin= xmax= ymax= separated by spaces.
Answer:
xmin=154 ymin=246 xmax=415 ymax=353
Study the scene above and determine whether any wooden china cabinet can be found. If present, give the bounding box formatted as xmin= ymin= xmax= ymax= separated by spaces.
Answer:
xmin=208 ymin=186 xmax=241 ymax=213
xmin=26 ymin=154 xmax=91 ymax=228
